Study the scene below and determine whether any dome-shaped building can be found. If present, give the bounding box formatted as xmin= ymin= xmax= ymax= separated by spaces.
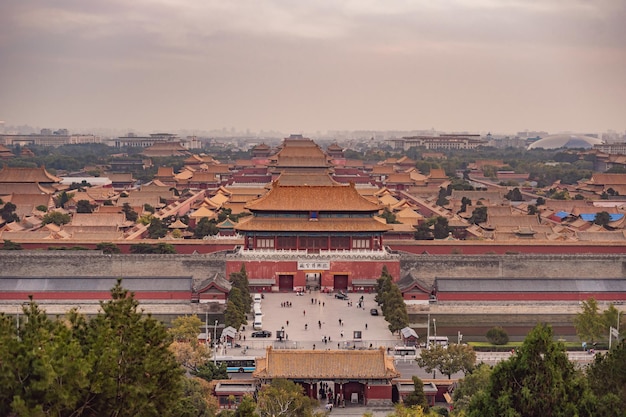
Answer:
xmin=527 ymin=134 xmax=602 ymax=150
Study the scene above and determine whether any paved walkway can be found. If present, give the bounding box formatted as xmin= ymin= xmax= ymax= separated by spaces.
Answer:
xmin=233 ymin=291 xmax=401 ymax=356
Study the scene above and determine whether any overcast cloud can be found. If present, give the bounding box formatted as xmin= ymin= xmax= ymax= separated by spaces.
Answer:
xmin=1 ymin=0 xmax=624 ymax=135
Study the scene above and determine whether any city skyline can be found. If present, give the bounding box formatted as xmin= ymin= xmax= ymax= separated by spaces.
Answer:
xmin=1 ymin=0 xmax=625 ymax=136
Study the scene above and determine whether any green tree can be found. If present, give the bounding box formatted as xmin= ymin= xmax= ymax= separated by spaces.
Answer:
xmin=452 ymin=363 xmax=493 ymax=413
xmin=384 ymin=285 xmax=410 ymax=334
xmin=194 ymin=217 xmax=218 ymax=238
xmin=417 ymin=344 xmax=476 ymax=379
xmin=467 ymin=323 xmax=597 ymax=417
xmin=432 ymin=216 xmax=450 ymax=239
xmin=0 ymin=202 xmax=19 ymax=223
xmin=574 ymin=298 xmax=606 ymax=345
xmin=148 ymin=217 xmax=168 ymax=239
xmin=485 ymin=326 xmax=509 ymax=345
xmin=379 ymin=207 xmax=400 ymax=224
xmin=75 ymin=280 xmax=183 ymax=416
xmin=154 ymin=242 xmax=176 ymax=254
xmin=122 ymin=202 xmax=139 ymax=222
xmin=256 ymin=378 xmax=317 ymax=417
xmin=54 ymin=191 xmax=74 ymax=208
xmin=387 ymin=403 xmax=434 ymax=417
xmin=230 ymin=264 xmax=252 ymax=314
xmin=76 ymin=199 xmax=97 ymax=213
xmin=587 ymin=340 xmax=626 ymax=414
xmin=375 ymin=266 xmax=393 ymax=306
xmin=404 ymin=375 xmax=429 ymax=410
xmin=170 ymin=377 xmax=220 ymax=417
xmin=594 ymin=211 xmax=611 ymax=228
xmin=234 ymin=394 xmax=259 ymax=417
xmin=224 ymin=299 xmax=246 ymax=330
xmin=459 ymin=196 xmax=472 ymax=213
xmin=96 ymin=242 xmax=121 ymax=254
xmin=1 ymin=239 xmax=23 ymax=250
xmin=129 ymin=242 xmax=176 ymax=254
xmin=528 ymin=204 xmax=538 ymax=215
xmin=42 ymin=211 xmax=71 ymax=226
xmin=0 ymin=301 xmax=92 ymax=417
xmin=436 ymin=187 xmax=449 ymax=207
xmin=192 ymin=361 xmax=229 ymax=383
xmin=468 ymin=206 xmax=488 ymax=225
xmin=504 ymin=187 xmax=523 ymax=201
xmin=170 ymin=315 xmax=203 ymax=344
xmin=0 ymin=282 xmax=185 ymax=417
xmin=414 ymin=222 xmax=433 ymax=240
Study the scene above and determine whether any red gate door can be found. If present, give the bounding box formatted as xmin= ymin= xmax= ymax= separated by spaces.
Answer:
xmin=333 ymin=275 xmax=348 ymax=290
xmin=278 ymin=275 xmax=294 ymax=291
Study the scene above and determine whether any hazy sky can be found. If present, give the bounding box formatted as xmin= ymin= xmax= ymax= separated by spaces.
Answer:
xmin=1 ymin=0 xmax=624 ymax=135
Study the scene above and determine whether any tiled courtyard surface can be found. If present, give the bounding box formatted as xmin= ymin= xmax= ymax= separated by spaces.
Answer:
xmin=234 ymin=290 xmax=401 ymax=355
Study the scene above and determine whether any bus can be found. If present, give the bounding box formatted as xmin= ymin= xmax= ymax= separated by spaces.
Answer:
xmin=427 ymin=336 xmax=449 ymax=347
xmin=214 ymin=355 xmax=256 ymax=373
xmin=393 ymin=346 xmax=418 ymax=359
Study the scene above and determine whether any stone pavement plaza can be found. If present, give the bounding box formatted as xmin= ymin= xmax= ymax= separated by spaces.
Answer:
xmin=235 ymin=291 xmax=400 ymax=354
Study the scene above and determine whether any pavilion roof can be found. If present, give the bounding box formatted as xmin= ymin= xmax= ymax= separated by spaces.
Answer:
xmin=245 ymin=182 xmax=382 ymax=212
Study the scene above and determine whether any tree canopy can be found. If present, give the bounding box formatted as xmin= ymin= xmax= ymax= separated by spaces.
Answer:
xmin=416 ymin=343 xmax=476 ymax=379
xmin=0 ymin=281 xmax=184 ymax=417
xmin=467 ymin=323 xmax=605 ymax=417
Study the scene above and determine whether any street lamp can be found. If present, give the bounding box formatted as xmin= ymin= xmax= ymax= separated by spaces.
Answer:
xmin=433 ymin=318 xmax=437 ymax=341
xmin=205 ymin=311 xmax=209 ymax=347
xmin=213 ymin=320 xmax=218 ymax=364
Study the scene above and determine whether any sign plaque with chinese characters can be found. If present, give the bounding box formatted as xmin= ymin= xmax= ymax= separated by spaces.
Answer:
xmin=297 ymin=260 xmax=330 ymax=270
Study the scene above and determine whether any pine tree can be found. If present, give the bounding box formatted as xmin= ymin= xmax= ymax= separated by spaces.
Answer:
xmin=468 ymin=323 xmax=597 ymax=417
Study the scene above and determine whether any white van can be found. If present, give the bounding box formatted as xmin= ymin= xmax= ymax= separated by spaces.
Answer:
xmin=253 ymin=294 xmax=262 ymax=304
xmin=254 ymin=304 xmax=262 ymax=318
xmin=253 ymin=317 xmax=263 ymax=330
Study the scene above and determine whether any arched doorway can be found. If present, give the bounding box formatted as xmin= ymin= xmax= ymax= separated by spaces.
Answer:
xmin=305 ymin=272 xmax=321 ymax=290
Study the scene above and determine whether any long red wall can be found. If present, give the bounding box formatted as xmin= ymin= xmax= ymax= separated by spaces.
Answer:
xmin=437 ymin=292 xmax=626 ymax=302
xmin=388 ymin=242 xmax=626 ymax=255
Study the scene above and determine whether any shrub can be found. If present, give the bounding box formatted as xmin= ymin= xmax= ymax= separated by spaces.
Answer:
xmin=486 ymin=326 xmax=509 ymax=345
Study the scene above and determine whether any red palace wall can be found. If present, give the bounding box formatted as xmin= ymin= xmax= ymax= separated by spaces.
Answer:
xmin=437 ymin=292 xmax=626 ymax=302
xmin=365 ymin=384 xmax=392 ymax=404
xmin=388 ymin=242 xmax=626 ymax=255
xmin=226 ymin=259 xmax=400 ymax=290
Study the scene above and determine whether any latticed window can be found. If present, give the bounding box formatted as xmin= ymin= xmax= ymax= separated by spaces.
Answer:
xmin=353 ymin=238 xmax=370 ymax=249
xmin=256 ymin=238 xmax=274 ymax=248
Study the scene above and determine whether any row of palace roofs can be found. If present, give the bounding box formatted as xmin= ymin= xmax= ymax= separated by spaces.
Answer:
xmin=3 ymin=136 xmax=626 ymax=244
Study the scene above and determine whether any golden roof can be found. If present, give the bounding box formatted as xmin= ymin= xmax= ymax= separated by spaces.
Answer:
xmin=245 ymin=183 xmax=382 ymax=212
xmin=0 ymin=166 xmax=61 ymax=183
xmin=253 ymin=347 xmax=400 ymax=379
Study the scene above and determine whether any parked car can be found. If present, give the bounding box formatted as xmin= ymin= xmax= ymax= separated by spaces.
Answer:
xmin=370 ymin=308 xmax=379 ymax=316
xmin=334 ymin=291 xmax=349 ymax=300
xmin=251 ymin=330 xmax=272 ymax=338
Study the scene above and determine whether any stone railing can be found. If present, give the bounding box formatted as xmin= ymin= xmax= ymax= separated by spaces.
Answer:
xmin=228 ymin=247 xmax=398 ymax=260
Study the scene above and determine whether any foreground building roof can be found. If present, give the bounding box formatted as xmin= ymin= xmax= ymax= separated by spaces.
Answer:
xmin=253 ymin=347 xmax=399 ymax=380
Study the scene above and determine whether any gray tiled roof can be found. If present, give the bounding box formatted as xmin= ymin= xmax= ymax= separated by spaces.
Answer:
xmin=0 ymin=276 xmax=192 ymax=292
xmin=436 ymin=278 xmax=626 ymax=292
